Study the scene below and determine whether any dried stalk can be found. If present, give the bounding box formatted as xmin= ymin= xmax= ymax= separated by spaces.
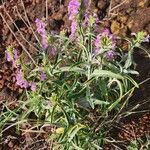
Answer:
xmin=0 ymin=12 xmax=37 ymax=66
xmin=20 ymin=0 xmax=42 ymax=47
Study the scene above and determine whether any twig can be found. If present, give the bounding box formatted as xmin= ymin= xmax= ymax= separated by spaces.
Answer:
xmin=20 ymin=0 xmax=42 ymax=47
xmin=46 ymin=0 xmax=48 ymax=21
xmin=14 ymin=6 xmax=42 ymax=48
xmin=0 ymin=12 xmax=37 ymax=66
xmin=3 ymin=6 xmax=38 ymax=52
xmin=109 ymin=0 xmax=128 ymax=12
xmin=107 ymin=0 xmax=128 ymax=19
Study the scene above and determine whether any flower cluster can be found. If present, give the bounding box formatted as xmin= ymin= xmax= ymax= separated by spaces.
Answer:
xmin=68 ymin=0 xmax=80 ymax=20
xmin=5 ymin=47 xmax=38 ymax=91
xmin=16 ymin=70 xmax=29 ymax=89
xmin=68 ymin=0 xmax=80 ymax=38
xmin=35 ymin=18 xmax=48 ymax=49
xmin=16 ymin=71 xmax=37 ymax=91
xmin=82 ymin=12 xmax=90 ymax=27
xmin=94 ymin=28 xmax=116 ymax=60
xmin=105 ymin=50 xmax=116 ymax=61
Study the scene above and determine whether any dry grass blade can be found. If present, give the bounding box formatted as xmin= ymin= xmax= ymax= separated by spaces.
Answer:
xmin=2 ymin=6 xmax=38 ymax=52
xmin=0 ymin=12 xmax=37 ymax=66
xmin=20 ymin=0 xmax=42 ymax=47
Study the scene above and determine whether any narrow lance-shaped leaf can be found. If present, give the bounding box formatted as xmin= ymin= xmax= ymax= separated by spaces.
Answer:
xmin=91 ymin=69 xmax=124 ymax=79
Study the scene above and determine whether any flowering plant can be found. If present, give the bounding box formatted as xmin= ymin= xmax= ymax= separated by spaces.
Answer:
xmin=1 ymin=0 xmax=150 ymax=149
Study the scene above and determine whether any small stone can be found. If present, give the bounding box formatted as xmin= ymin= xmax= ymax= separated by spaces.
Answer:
xmin=119 ymin=25 xmax=128 ymax=36
xmin=55 ymin=127 xmax=64 ymax=134
xmin=138 ymin=1 xmax=145 ymax=7
xmin=119 ymin=15 xmax=128 ymax=24
xmin=110 ymin=20 xmax=121 ymax=35
xmin=126 ymin=8 xmax=133 ymax=14
xmin=127 ymin=20 xmax=134 ymax=29
xmin=97 ymin=0 xmax=106 ymax=9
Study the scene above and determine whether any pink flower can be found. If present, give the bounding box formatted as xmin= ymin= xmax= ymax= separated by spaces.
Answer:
xmin=50 ymin=45 xmax=57 ymax=56
xmin=68 ymin=0 xmax=80 ymax=20
xmin=6 ymin=51 xmax=13 ymax=62
xmin=31 ymin=82 xmax=36 ymax=91
xmin=35 ymin=18 xmax=48 ymax=49
xmin=70 ymin=20 xmax=77 ymax=38
xmin=5 ymin=48 xmax=19 ymax=68
xmin=106 ymin=50 xmax=116 ymax=61
xmin=94 ymin=28 xmax=116 ymax=55
xmin=40 ymin=72 xmax=46 ymax=81
xmin=93 ymin=13 xmax=99 ymax=24
xmin=143 ymin=35 xmax=150 ymax=42
xmin=94 ymin=34 xmax=101 ymax=48
xmin=82 ymin=12 xmax=90 ymax=27
xmin=84 ymin=0 xmax=90 ymax=7
xmin=68 ymin=0 xmax=80 ymax=39
xmin=16 ymin=70 xmax=29 ymax=89
xmin=35 ymin=18 xmax=46 ymax=35
xmin=13 ymin=48 xmax=18 ymax=60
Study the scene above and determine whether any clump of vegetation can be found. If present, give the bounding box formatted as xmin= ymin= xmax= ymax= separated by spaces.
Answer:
xmin=128 ymin=136 xmax=150 ymax=150
xmin=1 ymin=0 xmax=149 ymax=149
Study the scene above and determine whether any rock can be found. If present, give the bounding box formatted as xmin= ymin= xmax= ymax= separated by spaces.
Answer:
xmin=138 ymin=1 xmax=145 ymax=8
xmin=110 ymin=20 xmax=121 ymax=35
xmin=127 ymin=20 xmax=134 ymax=29
xmin=119 ymin=15 xmax=128 ymax=24
xmin=97 ymin=0 xmax=107 ymax=10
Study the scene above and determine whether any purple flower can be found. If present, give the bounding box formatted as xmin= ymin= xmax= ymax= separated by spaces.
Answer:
xmin=68 ymin=0 xmax=80 ymax=20
xmin=82 ymin=12 xmax=90 ymax=27
xmin=6 ymin=51 xmax=13 ymax=62
xmin=35 ymin=18 xmax=48 ymax=49
xmin=41 ymin=34 xmax=48 ymax=49
xmin=84 ymin=0 xmax=90 ymax=7
xmin=35 ymin=18 xmax=46 ymax=35
xmin=13 ymin=48 xmax=18 ymax=60
xmin=31 ymin=82 xmax=36 ymax=91
xmin=68 ymin=0 xmax=80 ymax=38
xmin=94 ymin=28 xmax=116 ymax=55
xmin=50 ymin=45 xmax=57 ymax=56
xmin=131 ymin=32 xmax=136 ymax=36
xmin=5 ymin=48 xmax=19 ymax=68
xmin=143 ymin=35 xmax=150 ymax=42
xmin=93 ymin=13 xmax=99 ymax=24
xmin=94 ymin=34 xmax=101 ymax=48
xmin=70 ymin=20 xmax=77 ymax=38
xmin=16 ymin=70 xmax=29 ymax=89
xmin=40 ymin=72 xmax=47 ymax=81
xmin=105 ymin=50 xmax=116 ymax=61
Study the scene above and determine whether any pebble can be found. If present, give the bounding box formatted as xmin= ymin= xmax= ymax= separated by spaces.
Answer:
xmin=110 ymin=20 xmax=121 ymax=35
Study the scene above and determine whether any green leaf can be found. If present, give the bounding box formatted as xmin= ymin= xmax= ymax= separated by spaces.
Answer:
xmin=123 ymin=69 xmax=139 ymax=75
xmin=98 ymin=79 xmax=108 ymax=99
xmin=125 ymin=75 xmax=139 ymax=88
xmin=108 ymin=79 xmax=123 ymax=100
xmin=107 ymin=98 xmax=121 ymax=112
xmin=92 ymin=98 xmax=109 ymax=105
xmin=71 ymin=142 xmax=84 ymax=150
xmin=124 ymin=51 xmax=133 ymax=69
xmin=68 ymin=124 xmax=85 ymax=142
xmin=91 ymin=70 xmax=124 ymax=79
xmin=54 ymin=66 xmax=85 ymax=74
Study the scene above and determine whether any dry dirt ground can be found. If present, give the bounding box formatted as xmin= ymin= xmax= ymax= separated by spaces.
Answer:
xmin=0 ymin=0 xmax=150 ymax=149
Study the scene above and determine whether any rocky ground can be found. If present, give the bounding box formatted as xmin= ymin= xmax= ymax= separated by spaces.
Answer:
xmin=0 ymin=0 xmax=150 ymax=149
